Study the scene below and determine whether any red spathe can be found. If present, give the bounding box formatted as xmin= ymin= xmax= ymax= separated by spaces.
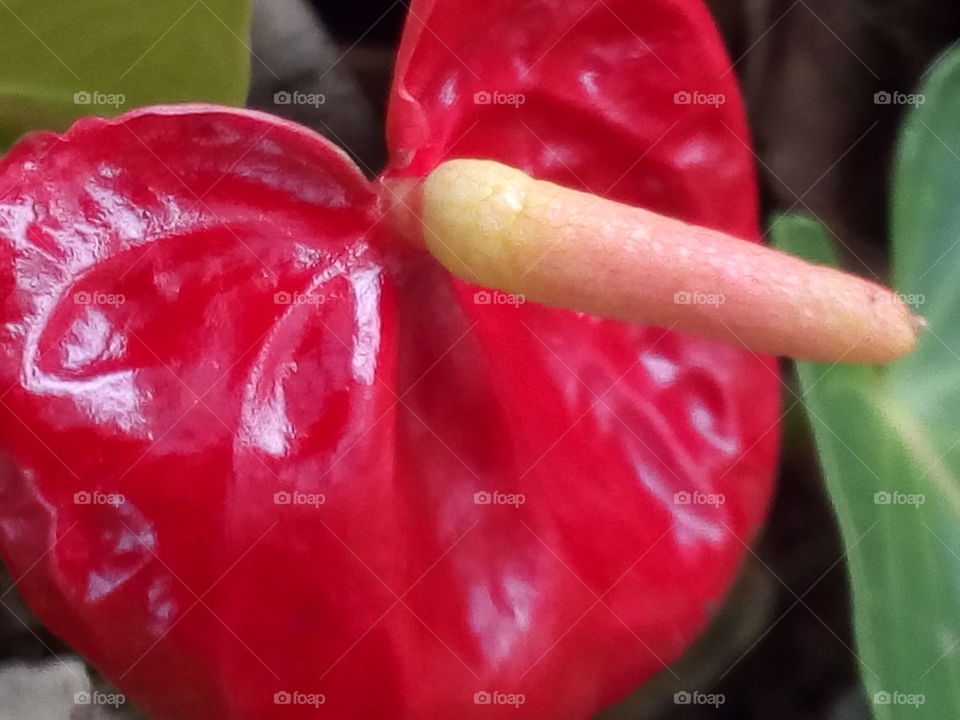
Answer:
xmin=0 ymin=0 xmax=779 ymax=718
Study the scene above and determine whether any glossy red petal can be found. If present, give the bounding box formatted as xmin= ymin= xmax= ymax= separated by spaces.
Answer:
xmin=0 ymin=106 xmax=398 ymax=718
xmin=384 ymin=0 xmax=782 ymax=712
xmin=387 ymin=0 xmax=758 ymax=229
xmin=0 ymin=3 xmax=781 ymax=719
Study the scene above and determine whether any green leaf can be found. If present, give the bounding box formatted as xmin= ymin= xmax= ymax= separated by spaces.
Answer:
xmin=891 ymin=46 xmax=960 ymax=424
xmin=0 ymin=0 xmax=251 ymax=151
xmin=774 ymin=172 xmax=960 ymax=719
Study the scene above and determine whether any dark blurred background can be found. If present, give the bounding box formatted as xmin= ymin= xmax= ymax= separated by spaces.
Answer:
xmin=3 ymin=1 xmax=960 ymax=717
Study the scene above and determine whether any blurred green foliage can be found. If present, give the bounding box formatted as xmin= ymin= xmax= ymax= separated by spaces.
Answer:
xmin=774 ymin=45 xmax=960 ymax=718
xmin=0 ymin=0 xmax=251 ymax=151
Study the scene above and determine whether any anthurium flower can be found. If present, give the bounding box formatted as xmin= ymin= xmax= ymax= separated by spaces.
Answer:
xmin=0 ymin=0 xmax=786 ymax=718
